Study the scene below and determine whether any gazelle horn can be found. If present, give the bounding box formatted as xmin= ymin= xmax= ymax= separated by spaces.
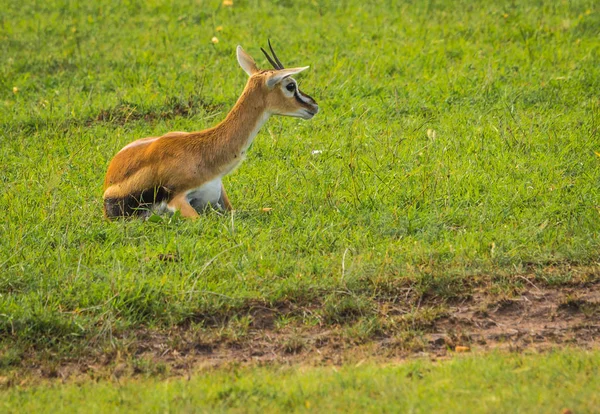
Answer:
xmin=261 ymin=39 xmax=284 ymax=70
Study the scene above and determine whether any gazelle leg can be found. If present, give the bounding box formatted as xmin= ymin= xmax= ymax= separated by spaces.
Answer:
xmin=167 ymin=192 xmax=200 ymax=219
xmin=219 ymin=184 xmax=233 ymax=211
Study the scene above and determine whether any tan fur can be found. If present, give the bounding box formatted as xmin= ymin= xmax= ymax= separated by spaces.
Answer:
xmin=103 ymin=47 xmax=318 ymax=219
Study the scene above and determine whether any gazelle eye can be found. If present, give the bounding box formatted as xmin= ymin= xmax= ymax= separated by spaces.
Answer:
xmin=286 ymin=83 xmax=296 ymax=92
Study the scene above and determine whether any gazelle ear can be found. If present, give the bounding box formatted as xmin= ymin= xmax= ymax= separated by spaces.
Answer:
xmin=237 ymin=45 xmax=259 ymax=76
xmin=266 ymin=66 xmax=310 ymax=88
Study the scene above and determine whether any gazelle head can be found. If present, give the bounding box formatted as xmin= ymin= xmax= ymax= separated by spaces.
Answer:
xmin=236 ymin=41 xmax=319 ymax=120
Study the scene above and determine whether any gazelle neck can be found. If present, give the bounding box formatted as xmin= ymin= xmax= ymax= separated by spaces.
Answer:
xmin=185 ymin=77 xmax=271 ymax=178
xmin=213 ymin=79 xmax=270 ymax=155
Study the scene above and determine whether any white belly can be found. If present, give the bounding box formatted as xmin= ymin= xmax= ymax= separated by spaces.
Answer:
xmin=186 ymin=177 xmax=223 ymax=211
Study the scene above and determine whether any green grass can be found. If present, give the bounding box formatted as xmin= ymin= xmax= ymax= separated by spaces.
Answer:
xmin=2 ymin=350 xmax=599 ymax=412
xmin=1 ymin=0 xmax=599 ymax=366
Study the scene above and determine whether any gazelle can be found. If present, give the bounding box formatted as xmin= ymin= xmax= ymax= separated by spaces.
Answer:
xmin=103 ymin=42 xmax=318 ymax=219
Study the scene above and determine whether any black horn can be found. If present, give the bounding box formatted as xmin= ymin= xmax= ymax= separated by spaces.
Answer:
xmin=268 ymin=39 xmax=285 ymax=69
xmin=261 ymin=39 xmax=284 ymax=69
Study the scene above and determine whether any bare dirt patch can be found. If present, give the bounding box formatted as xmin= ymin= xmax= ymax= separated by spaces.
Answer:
xmin=4 ymin=279 xmax=596 ymax=386
xmin=2 ymin=272 xmax=599 ymax=387
xmin=430 ymin=282 xmax=600 ymax=354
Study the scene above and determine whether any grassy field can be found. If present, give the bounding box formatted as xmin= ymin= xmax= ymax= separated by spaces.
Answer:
xmin=3 ymin=350 xmax=599 ymax=413
xmin=1 ymin=0 xmax=599 ymax=407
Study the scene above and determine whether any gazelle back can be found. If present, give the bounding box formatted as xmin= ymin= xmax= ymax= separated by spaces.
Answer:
xmin=103 ymin=42 xmax=318 ymax=219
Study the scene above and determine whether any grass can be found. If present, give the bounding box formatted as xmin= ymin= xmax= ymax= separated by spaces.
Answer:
xmin=0 ymin=0 xmax=599 ymax=383
xmin=2 ymin=350 xmax=599 ymax=412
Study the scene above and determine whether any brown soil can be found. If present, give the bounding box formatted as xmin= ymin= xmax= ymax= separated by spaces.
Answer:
xmin=4 ymin=279 xmax=597 ymax=386
xmin=432 ymin=282 xmax=600 ymax=353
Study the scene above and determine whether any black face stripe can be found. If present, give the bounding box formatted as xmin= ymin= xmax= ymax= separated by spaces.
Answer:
xmin=295 ymin=89 xmax=316 ymax=105
xmin=294 ymin=92 xmax=306 ymax=105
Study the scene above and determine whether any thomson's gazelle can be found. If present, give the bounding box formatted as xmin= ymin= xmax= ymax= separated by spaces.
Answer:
xmin=103 ymin=42 xmax=318 ymax=219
